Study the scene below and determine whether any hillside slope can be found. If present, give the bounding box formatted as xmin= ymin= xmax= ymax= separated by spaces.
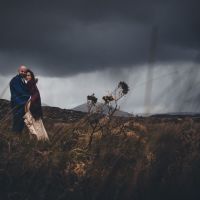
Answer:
xmin=0 ymin=99 xmax=200 ymax=200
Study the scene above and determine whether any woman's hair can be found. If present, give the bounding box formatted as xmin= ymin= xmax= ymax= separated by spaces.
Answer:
xmin=27 ymin=69 xmax=38 ymax=83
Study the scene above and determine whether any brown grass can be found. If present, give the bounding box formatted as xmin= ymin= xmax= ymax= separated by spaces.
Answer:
xmin=1 ymin=104 xmax=200 ymax=199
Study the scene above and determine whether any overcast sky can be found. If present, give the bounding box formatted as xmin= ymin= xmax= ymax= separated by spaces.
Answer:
xmin=0 ymin=0 xmax=200 ymax=113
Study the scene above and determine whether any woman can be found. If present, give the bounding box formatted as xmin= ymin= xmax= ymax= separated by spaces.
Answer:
xmin=23 ymin=69 xmax=49 ymax=141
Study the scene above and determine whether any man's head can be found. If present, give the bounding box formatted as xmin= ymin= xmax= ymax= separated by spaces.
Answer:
xmin=18 ymin=65 xmax=27 ymax=78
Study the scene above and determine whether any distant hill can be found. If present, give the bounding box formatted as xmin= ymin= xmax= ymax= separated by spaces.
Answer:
xmin=150 ymin=112 xmax=200 ymax=118
xmin=0 ymin=99 xmax=86 ymax=123
xmin=73 ymin=102 xmax=132 ymax=117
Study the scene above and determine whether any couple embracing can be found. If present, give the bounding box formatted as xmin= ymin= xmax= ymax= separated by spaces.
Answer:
xmin=10 ymin=65 xmax=49 ymax=141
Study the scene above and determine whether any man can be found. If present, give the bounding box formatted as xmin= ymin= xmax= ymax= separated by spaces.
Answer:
xmin=10 ymin=65 xmax=30 ymax=133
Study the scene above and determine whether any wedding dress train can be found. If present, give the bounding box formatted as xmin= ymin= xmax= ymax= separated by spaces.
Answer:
xmin=23 ymin=101 xmax=49 ymax=141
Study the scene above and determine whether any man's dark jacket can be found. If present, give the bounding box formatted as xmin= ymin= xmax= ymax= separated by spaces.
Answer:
xmin=10 ymin=74 xmax=30 ymax=109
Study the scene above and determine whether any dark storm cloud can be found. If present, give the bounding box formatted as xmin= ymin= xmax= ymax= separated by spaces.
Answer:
xmin=0 ymin=0 xmax=199 ymax=76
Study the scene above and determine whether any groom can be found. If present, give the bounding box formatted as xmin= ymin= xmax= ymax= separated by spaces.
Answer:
xmin=10 ymin=65 xmax=30 ymax=133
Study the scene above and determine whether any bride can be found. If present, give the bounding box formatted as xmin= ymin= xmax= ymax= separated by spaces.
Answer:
xmin=23 ymin=69 xmax=49 ymax=141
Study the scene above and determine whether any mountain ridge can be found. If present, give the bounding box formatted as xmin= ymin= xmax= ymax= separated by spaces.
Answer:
xmin=73 ymin=102 xmax=132 ymax=117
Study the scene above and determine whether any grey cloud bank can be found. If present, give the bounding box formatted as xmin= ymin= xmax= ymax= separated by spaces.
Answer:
xmin=1 ymin=0 xmax=200 ymax=113
xmin=0 ymin=0 xmax=199 ymax=76
xmin=1 ymin=64 xmax=200 ymax=114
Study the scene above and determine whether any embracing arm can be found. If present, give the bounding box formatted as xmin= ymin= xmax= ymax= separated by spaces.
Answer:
xmin=10 ymin=77 xmax=30 ymax=105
